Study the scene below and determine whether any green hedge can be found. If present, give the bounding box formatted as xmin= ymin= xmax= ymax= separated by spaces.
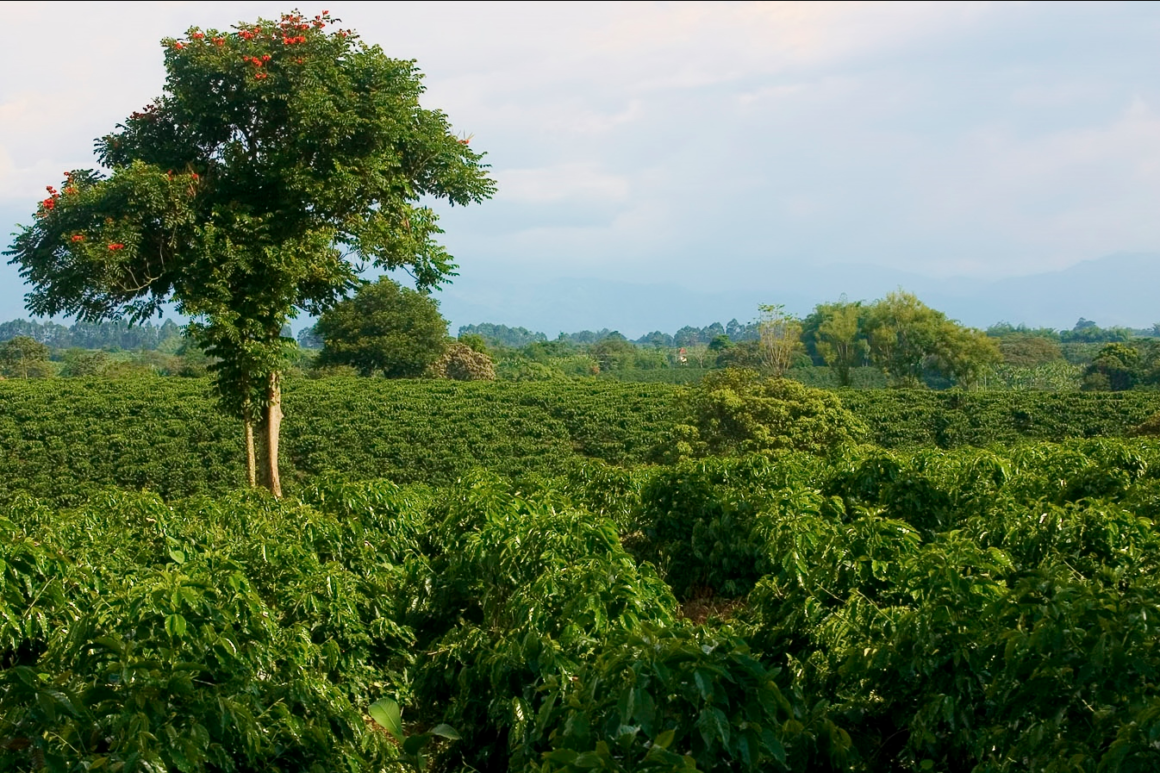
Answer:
xmin=841 ymin=389 xmax=1160 ymax=448
xmin=3 ymin=378 xmax=1160 ymax=504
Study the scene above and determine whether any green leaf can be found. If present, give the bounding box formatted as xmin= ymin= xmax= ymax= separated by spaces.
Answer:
xmin=654 ymin=728 xmax=676 ymax=749
xmin=164 ymin=613 xmax=187 ymax=638
xmin=168 ymin=548 xmax=186 ymax=564
xmin=429 ymin=723 xmax=460 ymax=741
xmin=369 ymin=697 xmax=404 ymax=742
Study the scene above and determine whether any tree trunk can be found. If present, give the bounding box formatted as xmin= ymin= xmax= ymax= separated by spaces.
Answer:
xmin=244 ymin=415 xmax=257 ymax=488
xmin=263 ymin=371 xmax=283 ymax=498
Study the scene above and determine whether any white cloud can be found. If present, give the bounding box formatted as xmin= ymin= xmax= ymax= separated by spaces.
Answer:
xmin=495 ymin=164 xmax=630 ymax=204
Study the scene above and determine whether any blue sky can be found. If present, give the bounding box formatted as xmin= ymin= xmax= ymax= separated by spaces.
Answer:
xmin=2 ymin=1 xmax=1159 ymax=332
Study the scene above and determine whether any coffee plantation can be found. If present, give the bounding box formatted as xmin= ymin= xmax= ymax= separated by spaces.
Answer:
xmin=2 ymin=378 xmax=1160 ymax=504
xmin=4 ymin=429 xmax=1160 ymax=770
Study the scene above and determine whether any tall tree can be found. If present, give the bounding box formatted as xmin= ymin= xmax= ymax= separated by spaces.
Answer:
xmin=315 ymin=277 xmax=448 ymax=377
xmin=0 ymin=336 xmax=53 ymax=379
xmin=6 ymin=11 xmax=494 ymax=495
xmin=755 ymin=304 xmax=802 ymax=378
xmin=812 ymin=299 xmax=867 ymax=387
xmin=864 ymin=291 xmax=999 ymax=388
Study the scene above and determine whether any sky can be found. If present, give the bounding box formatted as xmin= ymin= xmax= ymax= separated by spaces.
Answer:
xmin=2 ymin=1 xmax=1160 ymax=333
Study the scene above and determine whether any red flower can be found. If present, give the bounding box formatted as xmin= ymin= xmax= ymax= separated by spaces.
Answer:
xmin=214 ymin=37 xmax=225 ymax=46
xmin=41 ymin=198 xmax=55 ymax=210
xmin=71 ymin=234 xmax=84 ymax=242
xmin=255 ymin=71 xmax=268 ymax=80
xmin=322 ymin=9 xmax=329 ymax=14
xmin=262 ymin=54 xmax=271 ymax=62
xmin=173 ymin=42 xmax=184 ymax=50
xmin=296 ymin=57 xmax=304 ymax=64
xmin=46 ymin=185 xmax=57 ymax=194
xmin=107 ymin=243 xmax=124 ymax=251
xmin=192 ymin=32 xmax=205 ymax=40
xmin=240 ymin=30 xmax=254 ymax=40
xmin=64 ymin=187 xmax=77 ymax=195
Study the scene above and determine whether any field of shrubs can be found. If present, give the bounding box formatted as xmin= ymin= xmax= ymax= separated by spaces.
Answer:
xmin=2 ymin=378 xmax=1160 ymax=504
xmin=4 ymin=377 xmax=1160 ymax=771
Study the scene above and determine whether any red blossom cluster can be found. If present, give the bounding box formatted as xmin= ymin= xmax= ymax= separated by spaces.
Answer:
xmin=191 ymin=172 xmax=199 ymax=181
xmin=129 ymin=103 xmax=159 ymax=121
xmin=173 ymin=42 xmax=184 ymax=50
xmin=107 ymin=243 xmax=125 ymax=251
xmin=40 ymin=185 xmax=61 ymax=213
xmin=192 ymin=31 xmax=205 ymax=40
xmin=214 ymin=37 xmax=225 ymax=46
xmin=283 ymin=35 xmax=307 ymax=45
xmin=71 ymin=234 xmax=84 ymax=242
xmin=240 ymin=30 xmax=255 ymax=40
xmin=255 ymin=72 xmax=269 ymax=80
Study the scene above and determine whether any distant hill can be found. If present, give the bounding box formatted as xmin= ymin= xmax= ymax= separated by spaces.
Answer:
xmin=436 ymin=252 xmax=1160 ymax=337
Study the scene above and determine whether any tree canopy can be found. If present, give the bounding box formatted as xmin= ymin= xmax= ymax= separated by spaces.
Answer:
xmin=315 ymin=277 xmax=448 ymax=377
xmin=5 ymin=10 xmax=494 ymax=493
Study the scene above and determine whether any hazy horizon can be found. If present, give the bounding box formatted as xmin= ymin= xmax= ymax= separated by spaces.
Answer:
xmin=3 ymin=1 xmax=1159 ymax=330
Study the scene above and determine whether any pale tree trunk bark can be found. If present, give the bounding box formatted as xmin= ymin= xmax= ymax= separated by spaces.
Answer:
xmin=244 ymin=415 xmax=257 ymax=488
xmin=263 ymin=371 xmax=283 ymax=498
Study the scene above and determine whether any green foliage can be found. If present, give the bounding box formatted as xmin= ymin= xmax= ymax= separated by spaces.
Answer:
xmin=1082 ymin=342 xmax=1155 ymax=392
xmin=663 ymin=369 xmax=867 ymax=462
xmin=997 ymin=333 xmax=1063 ymax=366
xmin=315 ymin=277 xmax=449 ymax=377
xmin=459 ymin=323 xmax=547 ymax=348
xmin=5 ymin=9 xmax=494 ymax=489
xmin=808 ymin=300 xmax=868 ymax=386
xmin=630 ymin=454 xmax=827 ymax=600
xmin=5 ymin=438 xmax=1160 ymax=770
xmin=533 ymin=625 xmax=841 ymax=772
xmin=2 ymin=380 xmax=1160 ymax=505
xmin=0 ymin=336 xmax=53 ymax=379
xmin=864 ymin=291 xmax=1000 ymax=388
xmin=0 ymin=487 xmax=432 ymax=771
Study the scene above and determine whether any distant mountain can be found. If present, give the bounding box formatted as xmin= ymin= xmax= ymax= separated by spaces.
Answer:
xmin=436 ymin=252 xmax=1160 ymax=338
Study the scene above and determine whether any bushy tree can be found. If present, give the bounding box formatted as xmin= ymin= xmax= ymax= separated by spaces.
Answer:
xmin=865 ymin=291 xmax=999 ymax=388
xmin=660 ymin=368 xmax=866 ymax=461
xmin=756 ymin=304 xmax=803 ymax=377
xmin=428 ymin=343 xmax=496 ymax=381
xmin=0 ymin=336 xmax=53 ymax=379
xmin=315 ymin=277 xmax=448 ymax=377
xmin=5 ymin=10 xmax=494 ymax=494
xmin=810 ymin=299 xmax=867 ymax=386
xmin=998 ymin=334 xmax=1063 ymax=366
xmin=1083 ymin=342 xmax=1142 ymax=391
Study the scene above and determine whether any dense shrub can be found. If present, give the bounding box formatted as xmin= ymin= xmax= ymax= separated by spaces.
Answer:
xmin=658 ymin=369 xmax=867 ymax=462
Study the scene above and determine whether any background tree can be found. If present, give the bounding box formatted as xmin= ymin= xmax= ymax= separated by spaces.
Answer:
xmin=659 ymin=368 xmax=866 ymax=462
xmin=864 ymin=291 xmax=998 ymax=388
xmin=0 ymin=336 xmax=53 ymax=379
xmin=1082 ymin=342 xmax=1142 ymax=391
xmin=589 ymin=333 xmax=636 ymax=373
xmin=811 ymin=299 xmax=867 ymax=387
xmin=6 ymin=11 xmax=494 ymax=495
xmin=998 ymin=334 xmax=1063 ymax=366
xmin=756 ymin=304 xmax=802 ymax=377
xmin=428 ymin=343 xmax=496 ymax=381
xmin=315 ymin=277 xmax=448 ymax=377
